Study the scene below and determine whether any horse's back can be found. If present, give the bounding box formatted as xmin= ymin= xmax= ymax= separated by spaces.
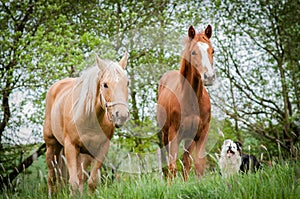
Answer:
xmin=44 ymin=78 xmax=76 ymax=145
xmin=46 ymin=78 xmax=75 ymax=103
xmin=158 ymin=70 xmax=181 ymax=95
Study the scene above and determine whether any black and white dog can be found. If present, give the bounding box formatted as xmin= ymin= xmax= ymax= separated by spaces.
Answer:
xmin=219 ymin=139 xmax=261 ymax=177
xmin=218 ymin=139 xmax=242 ymax=177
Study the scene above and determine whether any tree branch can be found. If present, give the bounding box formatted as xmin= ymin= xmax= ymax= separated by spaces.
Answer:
xmin=0 ymin=143 xmax=46 ymax=190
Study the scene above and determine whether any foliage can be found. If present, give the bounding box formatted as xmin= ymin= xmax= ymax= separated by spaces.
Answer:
xmin=1 ymin=1 xmax=94 ymax=144
xmin=1 ymin=157 xmax=299 ymax=198
xmin=0 ymin=144 xmax=39 ymax=175
xmin=0 ymin=0 xmax=114 ymax=180
xmin=210 ymin=0 xmax=300 ymax=157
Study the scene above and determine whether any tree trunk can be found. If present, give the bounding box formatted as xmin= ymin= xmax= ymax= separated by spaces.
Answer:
xmin=0 ymin=60 xmax=15 ymax=149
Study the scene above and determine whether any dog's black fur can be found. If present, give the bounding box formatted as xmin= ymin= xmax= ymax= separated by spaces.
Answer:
xmin=240 ymin=154 xmax=261 ymax=173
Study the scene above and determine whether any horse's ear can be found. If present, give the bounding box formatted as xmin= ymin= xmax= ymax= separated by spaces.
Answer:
xmin=188 ymin=26 xmax=196 ymax=40
xmin=119 ymin=51 xmax=128 ymax=69
xmin=205 ymin=25 xmax=212 ymax=39
xmin=95 ymin=53 xmax=106 ymax=71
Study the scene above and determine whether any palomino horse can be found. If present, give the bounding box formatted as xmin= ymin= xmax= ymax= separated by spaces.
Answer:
xmin=43 ymin=53 xmax=130 ymax=194
xmin=157 ymin=25 xmax=215 ymax=182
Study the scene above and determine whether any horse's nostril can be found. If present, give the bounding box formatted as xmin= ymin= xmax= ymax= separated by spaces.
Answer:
xmin=116 ymin=111 xmax=119 ymax=117
xmin=204 ymin=73 xmax=208 ymax=79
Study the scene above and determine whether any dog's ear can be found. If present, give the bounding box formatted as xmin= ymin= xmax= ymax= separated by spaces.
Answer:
xmin=235 ymin=141 xmax=243 ymax=154
xmin=223 ymin=139 xmax=231 ymax=146
xmin=235 ymin=141 xmax=242 ymax=149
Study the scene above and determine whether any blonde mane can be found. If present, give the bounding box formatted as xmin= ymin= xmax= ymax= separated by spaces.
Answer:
xmin=72 ymin=61 xmax=125 ymax=122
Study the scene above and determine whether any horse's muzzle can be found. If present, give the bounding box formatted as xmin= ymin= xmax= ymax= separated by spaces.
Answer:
xmin=204 ymin=72 xmax=216 ymax=86
xmin=113 ymin=109 xmax=130 ymax=128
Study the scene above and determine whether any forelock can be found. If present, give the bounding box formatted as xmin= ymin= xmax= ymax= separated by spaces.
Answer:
xmin=101 ymin=60 xmax=126 ymax=82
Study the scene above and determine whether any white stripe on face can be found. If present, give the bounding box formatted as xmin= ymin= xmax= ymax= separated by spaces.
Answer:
xmin=197 ymin=42 xmax=214 ymax=76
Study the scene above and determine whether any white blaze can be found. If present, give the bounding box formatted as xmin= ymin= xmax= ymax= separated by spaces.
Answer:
xmin=197 ymin=42 xmax=214 ymax=76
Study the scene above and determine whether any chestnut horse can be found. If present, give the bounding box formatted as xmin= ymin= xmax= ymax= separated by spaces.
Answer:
xmin=43 ymin=53 xmax=129 ymax=194
xmin=157 ymin=25 xmax=215 ymax=182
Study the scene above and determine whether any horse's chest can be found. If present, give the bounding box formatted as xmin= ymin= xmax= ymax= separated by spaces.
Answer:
xmin=77 ymin=126 xmax=113 ymax=155
xmin=73 ymin=117 xmax=114 ymax=146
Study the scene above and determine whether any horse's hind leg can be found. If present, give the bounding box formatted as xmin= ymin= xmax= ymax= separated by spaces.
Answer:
xmin=159 ymin=130 xmax=169 ymax=178
xmin=45 ymin=140 xmax=62 ymax=195
xmin=58 ymin=148 xmax=68 ymax=186
xmin=182 ymin=140 xmax=194 ymax=181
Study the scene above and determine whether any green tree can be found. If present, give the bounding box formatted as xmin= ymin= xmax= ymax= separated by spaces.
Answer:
xmin=0 ymin=0 xmax=108 ymax=187
xmin=1 ymin=0 xmax=187 ymax=183
xmin=211 ymin=0 xmax=300 ymax=157
xmin=86 ymin=0 xmax=182 ymax=170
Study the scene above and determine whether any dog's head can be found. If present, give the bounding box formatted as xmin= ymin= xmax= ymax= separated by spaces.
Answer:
xmin=221 ymin=139 xmax=242 ymax=158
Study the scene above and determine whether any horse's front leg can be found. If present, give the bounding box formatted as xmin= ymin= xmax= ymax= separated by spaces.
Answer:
xmin=167 ymin=126 xmax=179 ymax=181
xmin=64 ymin=137 xmax=80 ymax=194
xmin=194 ymin=123 xmax=210 ymax=178
xmin=181 ymin=115 xmax=200 ymax=181
xmin=79 ymin=154 xmax=93 ymax=192
xmin=88 ymin=140 xmax=110 ymax=193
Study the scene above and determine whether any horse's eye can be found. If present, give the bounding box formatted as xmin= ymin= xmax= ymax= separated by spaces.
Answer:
xmin=103 ymin=83 xmax=108 ymax=88
xmin=192 ymin=51 xmax=196 ymax=55
xmin=212 ymin=49 xmax=215 ymax=54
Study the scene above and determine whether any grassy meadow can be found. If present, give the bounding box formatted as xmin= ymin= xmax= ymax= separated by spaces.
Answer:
xmin=1 ymin=154 xmax=299 ymax=199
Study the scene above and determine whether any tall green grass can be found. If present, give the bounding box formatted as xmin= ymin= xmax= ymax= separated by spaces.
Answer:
xmin=1 ymin=157 xmax=299 ymax=199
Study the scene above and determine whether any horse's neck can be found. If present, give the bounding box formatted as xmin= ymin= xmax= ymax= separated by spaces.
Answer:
xmin=95 ymin=103 xmax=107 ymax=122
xmin=180 ymin=58 xmax=203 ymax=98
